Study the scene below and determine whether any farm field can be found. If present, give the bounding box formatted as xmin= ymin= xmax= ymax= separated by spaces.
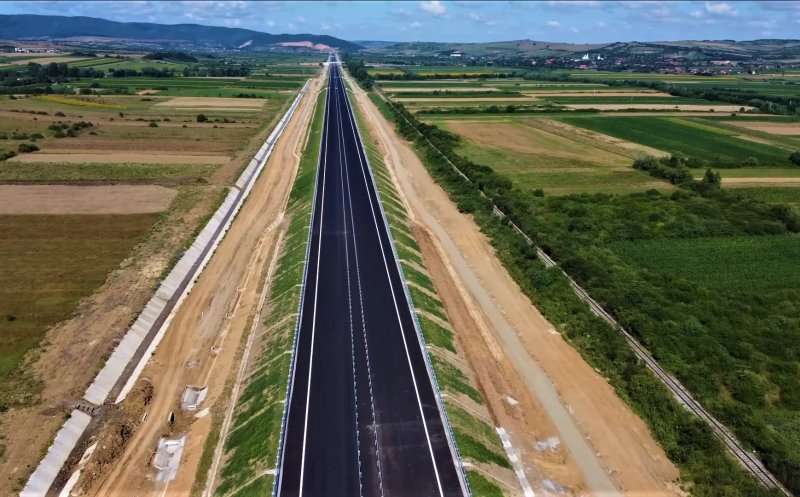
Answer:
xmin=611 ymin=234 xmax=800 ymax=292
xmin=0 ymin=214 xmax=158 ymax=377
xmin=559 ymin=115 xmax=793 ymax=165
xmin=734 ymin=187 xmax=800 ymax=207
xmin=0 ymin=68 xmax=302 ymax=478
xmin=427 ymin=115 xmax=673 ymax=194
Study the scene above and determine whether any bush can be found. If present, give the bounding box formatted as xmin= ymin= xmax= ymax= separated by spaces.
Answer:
xmin=790 ymin=151 xmax=800 ymax=167
xmin=196 ymin=113 xmax=208 ymax=123
xmin=148 ymin=122 xmax=158 ymax=127
xmin=54 ymin=111 xmax=65 ymax=117
xmin=18 ymin=143 xmax=39 ymax=153
xmin=29 ymin=133 xmax=44 ymax=141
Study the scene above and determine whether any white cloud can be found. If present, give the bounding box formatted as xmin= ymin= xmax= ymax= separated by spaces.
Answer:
xmin=705 ymin=2 xmax=737 ymax=16
xmin=596 ymin=21 xmax=607 ymax=28
xmin=570 ymin=26 xmax=580 ymax=33
xmin=420 ymin=1 xmax=446 ymax=16
xmin=546 ymin=20 xmax=560 ymax=27
xmin=390 ymin=7 xmax=412 ymax=18
xmin=265 ymin=20 xmax=276 ymax=28
xmin=690 ymin=10 xmax=703 ymax=18
xmin=410 ymin=21 xmax=423 ymax=28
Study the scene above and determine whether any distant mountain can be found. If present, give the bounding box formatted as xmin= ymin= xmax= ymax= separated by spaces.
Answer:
xmin=0 ymin=14 xmax=362 ymax=51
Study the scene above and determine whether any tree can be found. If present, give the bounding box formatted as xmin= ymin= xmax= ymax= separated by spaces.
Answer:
xmin=790 ymin=151 xmax=800 ymax=167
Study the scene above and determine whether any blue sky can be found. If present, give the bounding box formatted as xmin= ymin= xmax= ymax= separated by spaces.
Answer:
xmin=2 ymin=1 xmax=799 ymax=44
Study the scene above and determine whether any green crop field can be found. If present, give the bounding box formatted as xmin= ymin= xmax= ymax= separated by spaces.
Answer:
xmin=561 ymin=115 xmax=792 ymax=165
xmin=733 ymin=187 xmax=800 ymax=207
xmin=543 ymin=96 xmax=713 ymax=105
xmin=612 ymin=234 xmax=800 ymax=292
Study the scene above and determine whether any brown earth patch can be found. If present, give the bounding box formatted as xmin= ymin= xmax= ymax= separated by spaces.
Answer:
xmin=154 ymin=97 xmax=265 ymax=109
xmin=10 ymin=152 xmax=229 ymax=164
xmin=0 ymin=185 xmax=177 ymax=214
xmin=136 ymin=89 xmax=160 ymax=96
xmin=725 ymin=121 xmax=800 ymax=135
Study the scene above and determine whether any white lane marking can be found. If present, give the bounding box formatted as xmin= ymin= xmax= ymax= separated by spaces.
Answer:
xmin=297 ymin=69 xmax=333 ymax=497
xmin=335 ymin=73 xmax=386 ymax=497
xmin=333 ymin=75 xmax=365 ymax=497
xmin=337 ymin=65 xmax=446 ymax=497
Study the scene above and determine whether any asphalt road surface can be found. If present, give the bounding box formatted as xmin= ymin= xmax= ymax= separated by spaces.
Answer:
xmin=276 ymin=59 xmax=465 ymax=497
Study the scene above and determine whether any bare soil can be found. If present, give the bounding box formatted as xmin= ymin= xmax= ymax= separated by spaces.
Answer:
xmin=154 ymin=97 xmax=265 ymax=109
xmin=0 ymin=185 xmax=177 ymax=214
xmin=353 ymin=84 xmax=682 ymax=497
xmin=10 ymin=152 xmax=230 ymax=164
xmin=725 ymin=121 xmax=800 ymax=135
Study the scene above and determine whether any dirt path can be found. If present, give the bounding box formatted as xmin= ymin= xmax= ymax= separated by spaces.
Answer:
xmin=78 ymin=76 xmax=322 ymax=497
xmin=352 ymin=85 xmax=682 ymax=497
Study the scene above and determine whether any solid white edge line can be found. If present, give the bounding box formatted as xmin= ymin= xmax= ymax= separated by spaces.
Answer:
xmin=337 ymin=62 xmax=446 ymax=497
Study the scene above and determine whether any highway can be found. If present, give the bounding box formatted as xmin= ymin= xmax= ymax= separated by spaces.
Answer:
xmin=276 ymin=57 xmax=466 ymax=497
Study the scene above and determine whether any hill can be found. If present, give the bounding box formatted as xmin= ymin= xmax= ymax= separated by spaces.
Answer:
xmin=0 ymin=14 xmax=361 ymax=51
xmin=365 ymin=38 xmax=800 ymax=60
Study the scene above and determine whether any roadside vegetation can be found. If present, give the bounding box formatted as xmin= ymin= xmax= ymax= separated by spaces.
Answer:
xmin=372 ymin=91 xmax=797 ymax=496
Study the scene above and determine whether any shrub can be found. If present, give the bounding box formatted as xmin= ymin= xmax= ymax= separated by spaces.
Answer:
xmin=29 ymin=133 xmax=44 ymax=141
xmin=54 ymin=111 xmax=65 ymax=117
xmin=790 ymin=151 xmax=800 ymax=167
xmin=148 ymin=122 xmax=158 ymax=127
xmin=18 ymin=143 xmax=39 ymax=153
xmin=196 ymin=113 xmax=208 ymax=123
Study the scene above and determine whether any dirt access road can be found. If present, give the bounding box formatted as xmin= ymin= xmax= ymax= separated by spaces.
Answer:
xmin=351 ymin=84 xmax=682 ymax=496
xmin=77 ymin=74 xmax=323 ymax=497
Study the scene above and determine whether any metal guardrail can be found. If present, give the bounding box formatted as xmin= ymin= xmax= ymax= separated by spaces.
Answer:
xmin=376 ymin=90 xmax=792 ymax=496
xmin=342 ymin=71 xmax=473 ymax=497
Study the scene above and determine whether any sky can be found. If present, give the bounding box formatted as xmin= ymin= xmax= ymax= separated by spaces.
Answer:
xmin=2 ymin=1 xmax=800 ymax=44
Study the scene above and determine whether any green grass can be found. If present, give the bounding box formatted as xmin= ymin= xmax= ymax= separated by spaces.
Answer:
xmin=215 ymin=83 xmax=326 ymax=497
xmin=0 ymin=162 xmax=218 ymax=182
xmin=611 ymin=234 xmax=800 ymax=292
xmin=733 ymin=187 xmax=800 ymax=207
xmin=466 ymin=470 xmax=505 ymax=497
xmin=417 ymin=315 xmax=456 ymax=353
xmin=431 ymin=356 xmax=483 ymax=404
xmin=0 ymin=214 xmax=158 ymax=405
xmin=561 ymin=115 xmax=791 ymax=165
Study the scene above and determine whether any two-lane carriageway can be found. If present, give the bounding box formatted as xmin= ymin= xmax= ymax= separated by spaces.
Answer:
xmin=276 ymin=60 xmax=467 ymax=497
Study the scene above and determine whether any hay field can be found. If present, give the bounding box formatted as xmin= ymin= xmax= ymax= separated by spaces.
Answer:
xmin=430 ymin=116 xmax=673 ymax=195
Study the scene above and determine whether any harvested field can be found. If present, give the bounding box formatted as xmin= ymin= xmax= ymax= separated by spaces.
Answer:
xmin=25 ymin=137 xmax=238 ymax=154
xmin=383 ymin=87 xmax=503 ymax=93
xmin=444 ymin=119 xmax=631 ymax=166
xmin=725 ymin=121 xmax=800 ymax=135
xmin=154 ymin=97 xmax=266 ymax=108
xmin=565 ymin=103 xmax=753 ymax=111
xmin=534 ymin=118 xmax=667 ymax=157
xmin=0 ymin=185 xmax=177 ymax=214
xmin=10 ymin=152 xmax=230 ymax=165
xmin=2 ymin=56 xmax=90 ymax=66
xmin=395 ymin=96 xmax=536 ymax=103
